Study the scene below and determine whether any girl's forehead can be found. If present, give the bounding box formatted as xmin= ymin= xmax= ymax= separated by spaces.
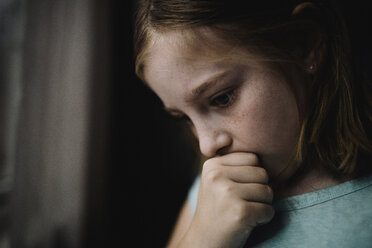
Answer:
xmin=143 ymin=28 xmax=269 ymax=87
xmin=148 ymin=28 xmax=244 ymax=62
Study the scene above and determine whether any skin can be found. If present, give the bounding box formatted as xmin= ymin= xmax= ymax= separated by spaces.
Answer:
xmin=145 ymin=29 xmax=301 ymax=179
xmin=143 ymin=29 xmax=343 ymax=247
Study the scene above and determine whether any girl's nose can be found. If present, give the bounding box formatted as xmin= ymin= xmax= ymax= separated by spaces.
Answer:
xmin=197 ymin=126 xmax=232 ymax=158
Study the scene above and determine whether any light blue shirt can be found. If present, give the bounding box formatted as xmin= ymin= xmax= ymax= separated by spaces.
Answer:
xmin=188 ymin=174 xmax=372 ymax=247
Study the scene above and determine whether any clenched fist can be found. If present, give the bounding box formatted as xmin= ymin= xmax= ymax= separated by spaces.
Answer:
xmin=180 ymin=152 xmax=275 ymax=248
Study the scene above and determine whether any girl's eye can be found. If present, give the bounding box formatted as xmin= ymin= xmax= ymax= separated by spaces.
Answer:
xmin=210 ymin=89 xmax=236 ymax=108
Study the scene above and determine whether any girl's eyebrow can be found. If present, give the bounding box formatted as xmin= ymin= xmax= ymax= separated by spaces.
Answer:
xmin=162 ymin=72 xmax=227 ymax=116
xmin=185 ymin=71 xmax=229 ymax=103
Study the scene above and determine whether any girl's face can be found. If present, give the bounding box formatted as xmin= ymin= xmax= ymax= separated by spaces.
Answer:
xmin=143 ymin=30 xmax=303 ymax=181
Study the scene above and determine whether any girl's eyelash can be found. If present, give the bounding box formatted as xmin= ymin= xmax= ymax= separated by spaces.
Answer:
xmin=209 ymin=88 xmax=237 ymax=108
xmin=166 ymin=87 xmax=238 ymax=123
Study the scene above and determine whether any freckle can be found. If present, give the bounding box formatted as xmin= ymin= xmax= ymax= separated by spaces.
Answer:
xmin=229 ymin=111 xmax=246 ymax=126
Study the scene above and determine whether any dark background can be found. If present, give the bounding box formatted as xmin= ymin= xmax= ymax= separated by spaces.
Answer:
xmin=84 ymin=1 xmax=199 ymax=247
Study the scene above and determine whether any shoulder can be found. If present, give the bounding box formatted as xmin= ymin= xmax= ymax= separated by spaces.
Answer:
xmin=248 ymin=175 xmax=372 ymax=247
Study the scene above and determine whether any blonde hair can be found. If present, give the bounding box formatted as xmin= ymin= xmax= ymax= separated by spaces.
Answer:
xmin=134 ymin=0 xmax=372 ymax=177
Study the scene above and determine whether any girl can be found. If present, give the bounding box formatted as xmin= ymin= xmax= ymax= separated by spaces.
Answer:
xmin=133 ymin=0 xmax=372 ymax=247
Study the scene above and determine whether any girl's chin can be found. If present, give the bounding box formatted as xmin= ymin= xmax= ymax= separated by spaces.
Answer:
xmin=261 ymin=157 xmax=299 ymax=183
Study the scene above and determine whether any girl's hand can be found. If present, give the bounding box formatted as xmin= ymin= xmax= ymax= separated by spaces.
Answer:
xmin=180 ymin=152 xmax=274 ymax=248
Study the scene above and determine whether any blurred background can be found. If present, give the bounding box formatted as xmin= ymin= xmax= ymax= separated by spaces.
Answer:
xmin=0 ymin=0 xmax=370 ymax=247
xmin=0 ymin=0 xmax=199 ymax=247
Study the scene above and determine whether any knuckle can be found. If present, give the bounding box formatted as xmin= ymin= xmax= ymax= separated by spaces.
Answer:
xmin=256 ymin=167 xmax=269 ymax=183
xmin=261 ymin=184 xmax=273 ymax=197
xmin=203 ymin=168 xmax=223 ymax=184
xmin=202 ymin=159 xmax=213 ymax=169
xmin=202 ymin=157 xmax=218 ymax=170
xmin=230 ymin=203 xmax=275 ymax=227
xmin=230 ymin=203 xmax=250 ymax=224
xmin=265 ymin=185 xmax=273 ymax=196
xmin=254 ymin=184 xmax=273 ymax=203
xmin=221 ymin=183 xmax=234 ymax=195
xmin=265 ymin=185 xmax=274 ymax=202
xmin=248 ymin=153 xmax=260 ymax=165
xmin=255 ymin=204 xmax=275 ymax=226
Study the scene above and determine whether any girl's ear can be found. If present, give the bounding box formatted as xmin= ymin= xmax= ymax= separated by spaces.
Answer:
xmin=292 ymin=2 xmax=316 ymax=15
xmin=303 ymin=41 xmax=326 ymax=74
xmin=292 ymin=2 xmax=327 ymax=75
